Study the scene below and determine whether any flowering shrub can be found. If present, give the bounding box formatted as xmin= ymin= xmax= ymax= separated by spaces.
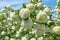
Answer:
xmin=0 ymin=0 xmax=60 ymax=40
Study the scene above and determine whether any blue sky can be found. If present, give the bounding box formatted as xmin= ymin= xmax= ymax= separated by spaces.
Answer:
xmin=0 ymin=0 xmax=57 ymax=10
xmin=42 ymin=0 xmax=57 ymax=9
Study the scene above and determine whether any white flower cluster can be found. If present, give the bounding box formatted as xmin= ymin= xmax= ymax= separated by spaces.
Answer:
xmin=33 ymin=23 xmax=49 ymax=36
xmin=26 ymin=3 xmax=35 ymax=13
xmin=19 ymin=8 xmax=30 ymax=19
xmin=37 ymin=2 xmax=43 ymax=8
xmin=36 ymin=11 xmax=48 ymax=23
xmin=21 ymin=18 xmax=33 ymax=30
xmin=44 ymin=7 xmax=52 ymax=15
xmin=53 ymin=26 xmax=60 ymax=34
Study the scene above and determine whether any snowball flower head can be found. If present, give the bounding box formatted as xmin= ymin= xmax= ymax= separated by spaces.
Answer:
xmin=33 ymin=23 xmax=49 ymax=36
xmin=37 ymin=2 xmax=43 ymax=8
xmin=21 ymin=18 xmax=33 ymax=30
xmin=53 ymin=26 xmax=60 ymax=34
xmin=19 ymin=8 xmax=30 ymax=19
xmin=30 ymin=38 xmax=36 ymax=40
xmin=36 ymin=11 xmax=47 ymax=23
xmin=26 ymin=3 xmax=35 ymax=13
xmin=44 ymin=7 xmax=52 ymax=15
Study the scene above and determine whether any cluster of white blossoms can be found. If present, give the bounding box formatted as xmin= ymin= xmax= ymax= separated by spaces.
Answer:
xmin=53 ymin=26 xmax=60 ymax=34
xmin=26 ymin=3 xmax=35 ymax=13
xmin=37 ymin=2 xmax=43 ymax=8
xmin=33 ymin=22 xmax=49 ymax=36
xmin=44 ymin=7 xmax=52 ymax=15
xmin=19 ymin=8 xmax=30 ymax=19
xmin=21 ymin=18 xmax=33 ymax=30
xmin=36 ymin=11 xmax=48 ymax=23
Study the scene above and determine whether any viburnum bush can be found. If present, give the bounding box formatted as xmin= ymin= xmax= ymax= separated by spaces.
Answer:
xmin=0 ymin=0 xmax=60 ymax=40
